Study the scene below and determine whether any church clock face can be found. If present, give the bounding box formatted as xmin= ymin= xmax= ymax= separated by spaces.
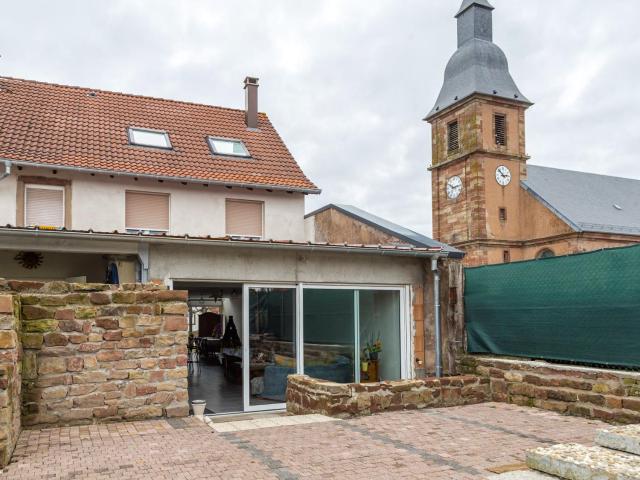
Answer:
xmin=495 ymin=165 xmax=512 ymax=186
xmin=446 ymin=176 xmax=463 ymax=199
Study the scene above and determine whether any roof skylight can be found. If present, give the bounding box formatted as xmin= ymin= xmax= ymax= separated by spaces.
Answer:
xmin=208 ymin=137 xmax=250 ymax=157
xmin=128 ymin=127 xmax=172 ymax=149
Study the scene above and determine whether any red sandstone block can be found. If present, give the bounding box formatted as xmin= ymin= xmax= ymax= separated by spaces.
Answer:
xmin=163 ymin=317 xmax=187 ymax=332
xmin=0 ymin=296 xmax=12 ymax=314
xmin=157 ymin=290 xmax=188 ymax=302
xmin=176 ymin=355 xmax=188 ymax=367
xmin=44 ymin=333 xmax=69 ymax=347
xmin=102 ymin=330 xmax=122 ymax=341
xmin=95 ymin=318 xmax=119 ymax=330
xmin=89 ymin=292 xmax=111 ymax=305
xmin=93 ymin=405 xmax=118 ymax=418
xmin=78 ymin=343 xmax=101 ymax=353
xmin=149 ymin=370 xmax=165 ymax=382
xmin=622 ymin=397 xmax=640 ymax=412
xmin=7 ymin=280 xmax=44 ymax=292
xmin=66 ymin=357 xmax=84 ymax=372
xmin=139 ymin=337 xmax=154 ymax=348
xmin=136 ymin=384 xmax=157 ymax=396
xmin=96 ymin=351 xmax=124 ymax=362
xmin=158 ymin=358 xmax=177 ymax=369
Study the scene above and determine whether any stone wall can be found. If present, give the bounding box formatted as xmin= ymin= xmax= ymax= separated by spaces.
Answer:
xmin=286 ymin=374 xmax=490 ymax=418
xmin=460 ymin=356 xmax=640 ymax=424
xmin=0 ymin=280 xmax=190 ymax=428
xmin=0 ymin=294 xmax=21 ymax=466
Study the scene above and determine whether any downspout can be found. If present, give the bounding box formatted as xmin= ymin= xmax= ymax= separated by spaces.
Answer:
xmin=0 ymin=160 xmax=11 ymax=182
xmin=431 ymin=257 xmax=443 ymax=378
xmin=137 ymin=242 xmax=150 ymax=283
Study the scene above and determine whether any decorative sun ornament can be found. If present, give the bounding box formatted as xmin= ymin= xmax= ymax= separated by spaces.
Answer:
xmin=14 ymin=251 xmax=43 ymax=270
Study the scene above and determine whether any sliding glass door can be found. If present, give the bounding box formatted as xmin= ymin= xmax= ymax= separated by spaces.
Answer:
xmin=243 ymin=284 xmax=407 ymax=412
xmin=302 ymin=289 xmax=356 ymax=384
xmin=301 ymin=287 xmax=403 ymax=384
xmin=243 ymin=286 xmax=297 ymax=411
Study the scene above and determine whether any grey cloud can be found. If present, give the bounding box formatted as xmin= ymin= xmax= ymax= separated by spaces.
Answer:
xmin=1 ymin=0 xmax=639 ymax=235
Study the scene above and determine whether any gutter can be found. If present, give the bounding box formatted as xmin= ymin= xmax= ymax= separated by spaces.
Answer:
xmin=0 ymin=160 xmax=10 ymax=181
xmin=0 ymin=227 xmax=450 ymax=260
xmin=1 ymin=157 xmax=322 ymax=195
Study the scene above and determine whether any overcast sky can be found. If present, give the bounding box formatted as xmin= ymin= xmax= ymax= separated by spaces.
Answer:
xmin=1 ymin=0 xmax=639 ymax=235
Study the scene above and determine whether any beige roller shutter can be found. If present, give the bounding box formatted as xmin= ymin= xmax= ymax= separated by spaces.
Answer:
xmin=225 ymin=199 xmax=263 ymax=237
xmin=125 ymin=191 xmax=170 ymax=231
xmin=25 ymin=185 xmax=65 ymax=227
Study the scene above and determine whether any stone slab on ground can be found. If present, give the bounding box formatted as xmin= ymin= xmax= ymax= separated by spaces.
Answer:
xmin=206 ymin=413 xmax=339 ymax=432
xmin=486 ymin=471 xmax=557 ymax=479
xmin=527 ymin=443 xmax=640 ymax=480
xmin=596 ymin=425 xmax=640 ymax=456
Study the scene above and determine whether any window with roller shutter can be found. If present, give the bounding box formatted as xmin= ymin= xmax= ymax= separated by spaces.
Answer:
xmin=125 ymin=191 xmax=170 ymax=232
xmin=225 ymin=199 xmax=263 ymax=238
xmin=25 ymin=185 xmax=65 ymax=228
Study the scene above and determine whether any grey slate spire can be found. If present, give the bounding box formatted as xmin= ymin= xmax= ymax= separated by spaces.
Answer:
xmin=426 ymin=0 xmax=531 ymax=120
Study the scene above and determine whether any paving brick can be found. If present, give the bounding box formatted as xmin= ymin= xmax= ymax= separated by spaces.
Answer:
xmin=2 ymin=403 xmax=604 ymax=480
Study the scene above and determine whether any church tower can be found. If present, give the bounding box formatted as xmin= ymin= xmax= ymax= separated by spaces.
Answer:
xmin=426 ymin=0 xmax=532 ymax=266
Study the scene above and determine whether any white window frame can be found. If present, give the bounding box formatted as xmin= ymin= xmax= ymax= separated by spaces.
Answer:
xmin=24 ymin=184 xmax=65 ymax=227
xmin=208 ymin=136 xmax=251 ymax=158
xmin=128 ymin=127 xmax=172 ymax=150
xmin=225 ymin=199 xmax=264 ymax=239
xmin=241 ymin=282 xmax=411 ymax=413
xmin=124 ymin=190 xmax=171 ymax=234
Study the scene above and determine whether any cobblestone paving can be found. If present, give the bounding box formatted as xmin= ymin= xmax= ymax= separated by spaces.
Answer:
xmin=2 ymin=403 xmax=604 ymax=479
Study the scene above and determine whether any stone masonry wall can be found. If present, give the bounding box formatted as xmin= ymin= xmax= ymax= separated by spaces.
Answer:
xmin=286 ymin=374 xmax=490 ymax=418
xmin=0 ymin=294 xmax=21 ymax=467
xmin=0 ymin=280 xmax=190 ymax=427
xmin=460 ymin=356 xmax=640 ymax=424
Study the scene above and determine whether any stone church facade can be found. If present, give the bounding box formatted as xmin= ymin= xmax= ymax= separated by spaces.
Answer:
xmin=428 ymin=0 xmax=640 ymax=266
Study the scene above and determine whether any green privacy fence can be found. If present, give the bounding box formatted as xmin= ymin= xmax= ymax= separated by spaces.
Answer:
xmin=465 ymin=244 xmax=640 ymax=368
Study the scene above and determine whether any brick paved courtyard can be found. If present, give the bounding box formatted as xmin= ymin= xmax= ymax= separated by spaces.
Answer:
xmin=3 ymin=403 xmax=604 ymax=479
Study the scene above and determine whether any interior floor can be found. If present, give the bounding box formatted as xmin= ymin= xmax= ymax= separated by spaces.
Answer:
xmin=188 ymin=359 xmax=242 ymax=414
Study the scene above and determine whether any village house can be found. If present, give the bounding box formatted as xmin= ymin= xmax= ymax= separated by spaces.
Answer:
xmin=428 ymin=0 xmax=640 ymax=266
xmin=0 ymin=74 xmax=463 ymax=416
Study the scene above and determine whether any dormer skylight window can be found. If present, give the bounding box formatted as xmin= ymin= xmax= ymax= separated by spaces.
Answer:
xmin=208 ymin=137 xmax=250 ymax=157
xmin=128 ymin=127 xmax=172 ymax=149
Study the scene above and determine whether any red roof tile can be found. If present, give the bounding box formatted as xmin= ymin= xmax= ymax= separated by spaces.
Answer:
xmin=0 ymin=77 xmax=319 ymax=193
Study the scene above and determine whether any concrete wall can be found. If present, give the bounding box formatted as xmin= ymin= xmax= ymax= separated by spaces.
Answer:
xmin=1 ymin=166 xmax=306 ymax=241
xmin=0 ymin=250 xmax=107 ymax=283
xmin=151 ymin=244 xmax=425 ymax=285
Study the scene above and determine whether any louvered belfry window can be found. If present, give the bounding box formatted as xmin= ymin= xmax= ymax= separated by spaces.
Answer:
xmin=226 ymin=199 xmax=263 ymax=238
xmin=494 ymin=114 xmax=507 ymax=146
xmin=125 ymin=191 xmax=170 ymax=232
xmin=447 ymin=121 xmax=459 ymax=152
xmin=25 ymin=185 xmax=65 ymax=227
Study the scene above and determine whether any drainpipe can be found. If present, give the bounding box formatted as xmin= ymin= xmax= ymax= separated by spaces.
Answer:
xmin=137 ymin=243 xmax=150 ymax=283
xmin=0 ymin=160 xmax=11 ymax=182
xmin=432 ymin=257 xmax=443 ymax=378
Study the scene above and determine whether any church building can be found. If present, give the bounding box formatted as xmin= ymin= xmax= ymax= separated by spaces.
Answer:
xmin=427 ymin=0 xmax=640 ymax=266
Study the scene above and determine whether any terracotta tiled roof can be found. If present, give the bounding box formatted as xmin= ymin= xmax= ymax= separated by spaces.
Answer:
xmin=0 ymin=77 xmax=319 ymax=193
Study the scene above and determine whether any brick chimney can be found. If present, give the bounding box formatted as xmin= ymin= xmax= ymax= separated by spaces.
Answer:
xmin=244 ymin=76 xmax=259 ymax=129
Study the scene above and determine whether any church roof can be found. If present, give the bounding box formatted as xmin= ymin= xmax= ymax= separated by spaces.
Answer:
xmin=521 ymin=165 xmax=640 ymax=236
xmin=305 ymin=204 xmax=465 ymax=258
xmin=426 ymin=0 xmax=531 ymax=120
xmin=456 ymin=0 xmax=494 ymax=18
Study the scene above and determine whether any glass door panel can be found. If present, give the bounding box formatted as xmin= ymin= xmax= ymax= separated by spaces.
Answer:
xmin=247 ymin=287 xmax=296 ymax=408
xmin=358 ymin=290 xmax=402 ymax=382
xmin=302 ymin=289 xmax=356 ymax=383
